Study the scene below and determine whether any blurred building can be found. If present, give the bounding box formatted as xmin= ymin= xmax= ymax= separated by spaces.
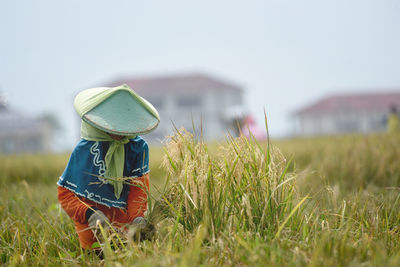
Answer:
xmin=108 ymin=73 xmax=245 ymax=143
xmin=0 ymin=96 xmax=51 ymax=154
xmin=293 ymin=91 xmax=400 ymax=136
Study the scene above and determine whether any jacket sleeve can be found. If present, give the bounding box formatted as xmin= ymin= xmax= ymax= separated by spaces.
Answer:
xmin=126 ymin=173 xmax=150 ymax=221
xmin=58 ymin=186 xmax=95 ymax=224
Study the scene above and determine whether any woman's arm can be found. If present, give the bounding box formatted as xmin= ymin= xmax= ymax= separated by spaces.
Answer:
xmin=126 ymin=173 xmax=150 ymax=222
xmin=57 ymin=186 xmax=96 ymax=224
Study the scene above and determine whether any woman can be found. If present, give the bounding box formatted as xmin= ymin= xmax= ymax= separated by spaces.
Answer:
xmin=57 ymin=84 xmax=160 ymax=250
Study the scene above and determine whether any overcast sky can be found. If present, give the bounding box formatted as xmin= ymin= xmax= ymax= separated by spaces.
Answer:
xmin=1 ymin=0 xmax=400 ymax=149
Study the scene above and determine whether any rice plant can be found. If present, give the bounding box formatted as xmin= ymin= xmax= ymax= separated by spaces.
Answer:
xmin=160 ymin=128 xmax=308 ymax=241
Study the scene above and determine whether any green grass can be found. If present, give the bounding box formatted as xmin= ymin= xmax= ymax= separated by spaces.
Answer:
xmin=1 ymin=132 xmax=400 ymax=266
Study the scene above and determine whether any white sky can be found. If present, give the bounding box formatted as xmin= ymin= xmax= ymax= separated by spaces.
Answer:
xmin=1 ymin=0 xmax=400 ymax=149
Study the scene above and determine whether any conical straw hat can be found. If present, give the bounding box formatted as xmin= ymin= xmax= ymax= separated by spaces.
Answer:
xmin=74 ymin=84 xmax=160 ymax=136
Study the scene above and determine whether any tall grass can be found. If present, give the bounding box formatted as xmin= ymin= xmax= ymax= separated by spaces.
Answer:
xmin=1 ymin=131 xmax=400 ymax=266
xmin=277 ymin=133 xmax=400 ymax=198
xmin=161 ymin=129 xmax=307 ymax=240
xmin=0 ymin=154 xmax=68 ymax=185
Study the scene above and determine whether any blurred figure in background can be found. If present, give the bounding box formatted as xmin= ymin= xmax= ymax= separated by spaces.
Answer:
xmin=241 ymin=115 xmax=267 ymax=141
xmin=387 ymin=105 xmax=399 ymax=133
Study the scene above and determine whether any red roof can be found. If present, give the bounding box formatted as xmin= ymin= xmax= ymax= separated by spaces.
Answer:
xmin=296 ymin=91 xmax=400 ymax=115
xmin=108 ymin=73 xmax=242 ymax=95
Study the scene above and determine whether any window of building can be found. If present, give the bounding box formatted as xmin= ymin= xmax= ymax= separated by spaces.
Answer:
xmin=176 ymin=95 xmax=201 ymax=107
xmin=336 ymin=119 xmax=360 ymax=133
xmin=368 ymin=116 xmax=386 ymax=131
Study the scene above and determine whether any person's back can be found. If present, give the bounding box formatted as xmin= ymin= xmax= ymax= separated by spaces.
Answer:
xmin=58 ymin=85 xmax=160 ymax=255
xmin=387 ymin=105 xmax=400 ymax=133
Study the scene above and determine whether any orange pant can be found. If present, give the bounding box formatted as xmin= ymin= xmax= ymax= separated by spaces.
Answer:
xmin=58 ymin=174 xmax=149 ymax=249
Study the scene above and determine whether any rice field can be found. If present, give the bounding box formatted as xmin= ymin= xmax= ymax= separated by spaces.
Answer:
xmin=0 ymin=131 xmax=399 ymax=266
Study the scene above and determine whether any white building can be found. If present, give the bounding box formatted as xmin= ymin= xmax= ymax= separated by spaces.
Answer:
xmin=108 ymin=73 xmax=245 ymax=143
xmin=0 ymin=98 xmax=51 ymax=154
xmin=293 ymin=91 xmax=400 ymax=136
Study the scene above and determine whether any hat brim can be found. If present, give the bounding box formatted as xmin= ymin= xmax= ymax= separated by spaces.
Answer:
xmin=82 ymin=89 xmax=160 ymax=136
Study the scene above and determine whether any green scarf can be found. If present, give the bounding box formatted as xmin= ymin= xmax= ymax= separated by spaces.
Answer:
xmin=81 ymin=121 xmax=135 ymax=199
